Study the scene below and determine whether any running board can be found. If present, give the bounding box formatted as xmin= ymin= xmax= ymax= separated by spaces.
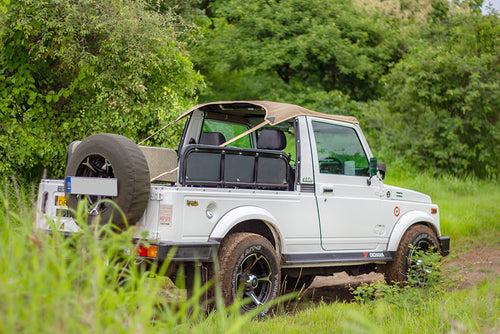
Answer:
xmin=282 ymin=251 xmax=394 ymax=268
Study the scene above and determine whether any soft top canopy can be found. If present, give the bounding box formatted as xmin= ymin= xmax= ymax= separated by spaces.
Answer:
xmin=176 ymin=100 xmax=359 ymax=126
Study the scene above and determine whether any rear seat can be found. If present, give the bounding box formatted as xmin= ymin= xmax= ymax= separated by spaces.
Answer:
xmin=199 ymin=132 xmax=226 ymax=146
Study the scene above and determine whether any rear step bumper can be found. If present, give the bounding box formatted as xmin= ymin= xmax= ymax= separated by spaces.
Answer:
xmin=439 ymin=236 xmax=450 ymax=256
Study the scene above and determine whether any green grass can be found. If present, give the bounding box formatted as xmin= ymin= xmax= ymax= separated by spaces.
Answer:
xmin=0 ymin=183 xmax=268 ymax=333
xmin=245 ymin=280 xmax=499 ymax=333
xmin=0 ymin=171 xmax=499 ymax=333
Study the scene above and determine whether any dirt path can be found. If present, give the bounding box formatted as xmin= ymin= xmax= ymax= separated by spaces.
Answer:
xmin=443 ymin=246 xmax=500 ymax=288
xmin=303 ymin=245 xmax=500 ymax=302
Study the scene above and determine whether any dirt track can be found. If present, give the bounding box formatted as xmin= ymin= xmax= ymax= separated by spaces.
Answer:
xmin=303 ymin=246 xmax=500 ymax=302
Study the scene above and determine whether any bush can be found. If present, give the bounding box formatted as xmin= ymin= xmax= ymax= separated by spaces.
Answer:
xmin=380 ymin=10 xmax=499 ymax=178
xmin=192 ymin=0 xmax=401 ymax=102
xmin=0 ymin=0 xmax=203 ymax=180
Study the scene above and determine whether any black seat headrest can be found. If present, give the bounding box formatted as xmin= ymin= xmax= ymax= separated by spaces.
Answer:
xmin=199 ymin=132 xmax=226 ymax=146
xmin=257 ymin=129 xmax=287 ymax=150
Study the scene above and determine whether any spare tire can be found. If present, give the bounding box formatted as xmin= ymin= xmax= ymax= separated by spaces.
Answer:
xmin=65 ymin=133 xmax=150 ymax=228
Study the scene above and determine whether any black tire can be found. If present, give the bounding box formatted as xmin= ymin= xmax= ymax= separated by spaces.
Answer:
xmin=382 ymin=224 xmax=439 ymax=285
xmin=65 ymin=133 xmax=150 ymax=229
xmin=282 ymin=274 xmax=315 ymax=293
xmin=218 ymin=233 xmax=281 ymax=313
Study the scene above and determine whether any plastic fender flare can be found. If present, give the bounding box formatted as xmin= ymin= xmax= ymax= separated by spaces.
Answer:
xmin=208 ymin=206 xmax=283 ymax=253
xmin=387 ymin=210 xmax=440 ymax=252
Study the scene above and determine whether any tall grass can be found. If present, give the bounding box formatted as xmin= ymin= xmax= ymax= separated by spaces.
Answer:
xmin=0 ymin=180 xmax=270 ymax=333
xmin=245 ymin=279 xmax=499 ymax=333
xmin=1 ymin=169 xmax=498 ymax=333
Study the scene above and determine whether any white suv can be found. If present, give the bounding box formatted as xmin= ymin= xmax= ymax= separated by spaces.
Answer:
xmin=37 ymin=101 xmax=450 ymax=310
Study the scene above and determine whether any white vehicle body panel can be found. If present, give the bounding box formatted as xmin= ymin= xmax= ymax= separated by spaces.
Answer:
xmin=387 ymin=210 xmax=440 ymax=252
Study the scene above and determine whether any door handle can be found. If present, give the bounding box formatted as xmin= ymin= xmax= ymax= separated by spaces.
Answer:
xmin=322 ymin=186 xmax=334 ymax=194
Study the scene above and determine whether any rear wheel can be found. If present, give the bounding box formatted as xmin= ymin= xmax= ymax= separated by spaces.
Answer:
xmin=218 ymin=233 xmax=281 ymax=313
xmin=383 ymin=224 xmax=439 ymax=285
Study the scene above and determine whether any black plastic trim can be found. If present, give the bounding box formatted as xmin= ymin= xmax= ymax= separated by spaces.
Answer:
xmin=283 ymin=251 xmax=395 ymax=265
xmin=137 ymin=240 xmax=220 ymax=262
xmin=439 ymin=236 xmax=450 ymax=256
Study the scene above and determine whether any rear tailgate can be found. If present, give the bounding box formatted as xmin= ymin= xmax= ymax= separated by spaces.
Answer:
xmin=36 ymin=179 xmax=161 ymax=240
xmin=36 ymin=179 xmax=79 ymax=232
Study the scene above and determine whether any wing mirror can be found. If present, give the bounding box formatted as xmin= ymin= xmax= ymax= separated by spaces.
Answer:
xmin=377 ymin=161 xmax=386 ymax=180
xmin=369 ymin=157 xmax=378 ymax=177
xmin=368 ymin=157 xmax=386 ymax=182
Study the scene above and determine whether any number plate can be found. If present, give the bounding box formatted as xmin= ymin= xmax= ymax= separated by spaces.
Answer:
xmin=56 ymin=195 xmax=67 ymax=207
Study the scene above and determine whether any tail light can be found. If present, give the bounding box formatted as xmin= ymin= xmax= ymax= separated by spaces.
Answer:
xmin=137 ymin=245 xmax=158 ymax=258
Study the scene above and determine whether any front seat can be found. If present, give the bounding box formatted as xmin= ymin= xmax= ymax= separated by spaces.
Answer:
xmin=199 ymin=132 xmax=226 ymax=146
xmin=257 ymin=129 xmax=286 ymax=150
xmin=257 ymin=129 xmax=294 ymax=190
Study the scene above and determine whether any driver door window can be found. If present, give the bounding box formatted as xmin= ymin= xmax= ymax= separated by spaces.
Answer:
xmin=311 ymin=121 xmax=369 ymax=176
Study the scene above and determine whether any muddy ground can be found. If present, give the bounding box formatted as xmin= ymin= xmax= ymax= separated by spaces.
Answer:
xmin=303 ymin=245 xmax=500 ymax=302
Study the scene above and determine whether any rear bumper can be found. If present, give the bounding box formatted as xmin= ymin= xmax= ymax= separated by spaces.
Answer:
xmin=439 ymin=236 xmax=450 ymax=256
xmin=46 ymin=230 xmax=220 ymax=262
xmin=137 ymin=240 xmax=220 ymax=262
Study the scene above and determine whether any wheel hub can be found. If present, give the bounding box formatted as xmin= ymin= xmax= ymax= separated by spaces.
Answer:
xmin=245 ymin=274 xmax=259 ymax=290
xmin=235 ymin=252 xmax=273 ymax=310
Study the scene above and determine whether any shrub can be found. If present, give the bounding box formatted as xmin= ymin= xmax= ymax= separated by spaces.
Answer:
xmin=379 ymin=9 xmax=499 ymax=178
xmin=0 ymin=0 xmax=203 ymax=180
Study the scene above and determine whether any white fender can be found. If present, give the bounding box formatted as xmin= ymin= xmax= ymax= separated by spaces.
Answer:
xmin=209 ymin=206 xmax=283 ymax=252
xmin=387 ymin=210 xmax=440 ymax=252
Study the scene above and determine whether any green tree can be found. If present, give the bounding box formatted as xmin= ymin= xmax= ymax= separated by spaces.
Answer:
xmin=0 ymin=0 xmax=203 ymax=179
xmin=191 ymin=0 xmax=499 ymax=178
xmin=192 ymin=0 xmax=402 ymax=103
xmin=381 ymin=8 xmax=499 ymax=177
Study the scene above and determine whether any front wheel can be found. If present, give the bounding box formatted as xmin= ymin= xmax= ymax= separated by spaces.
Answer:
xmin=218 ymin=233 xmax=281 ymax=313
xmin=382 ymin=224 xmax=440 ymax=285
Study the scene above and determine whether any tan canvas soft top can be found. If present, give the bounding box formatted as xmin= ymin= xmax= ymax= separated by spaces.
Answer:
xmin=176 ymin=100 xmax=359 ymax=125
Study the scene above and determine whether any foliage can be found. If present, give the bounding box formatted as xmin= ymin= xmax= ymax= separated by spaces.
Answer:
xmin=191 ymin=0 xmax=499 ymax=178
xmin=352 ymin=249 xmax=443 ymax=304
xmin=192 ymin=0 xmax=401 ymax=102
xmin=0 ymin=0 xmax=203 ymax=180
xmin=379 ymin=9 xmax=499 ymax=178
xmin=0 ymin=182 xmax=287 ymax=333
xmin=1 ymin=0 xmax=498 ymax=179
xmin=246 ymin=280 xmax=499 ymax=333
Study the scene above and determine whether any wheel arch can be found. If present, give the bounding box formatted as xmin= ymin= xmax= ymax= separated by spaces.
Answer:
xmin=387 ymin=210 xmax=440 ymax=252
xmin=208 ymin=206 xmax=283 ymax=254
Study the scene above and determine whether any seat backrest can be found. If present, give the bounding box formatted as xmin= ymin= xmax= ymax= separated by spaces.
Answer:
xmin=257 ymin=129 xmax=286 ymax=150
xmin=179 ymin=145 xmax=290 ymax=190
xmin=199 ymin=132 xmax=226 ymax=146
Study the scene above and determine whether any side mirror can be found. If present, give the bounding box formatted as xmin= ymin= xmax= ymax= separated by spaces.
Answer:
xmin=377 ymin=161 xmax=386 ymax=180
xmin=369 ymin=157 xmax=378 ymax=177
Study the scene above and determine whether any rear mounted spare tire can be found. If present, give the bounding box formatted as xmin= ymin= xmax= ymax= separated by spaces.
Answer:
xmin=65 ymin=133 xmax=150 ymax=229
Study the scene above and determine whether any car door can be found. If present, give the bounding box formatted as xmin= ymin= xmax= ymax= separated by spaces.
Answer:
xmin=307 ymin=117 xmax=387 ymax=251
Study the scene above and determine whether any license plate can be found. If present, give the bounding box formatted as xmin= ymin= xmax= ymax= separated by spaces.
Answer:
xmin=55 ymin=195 xmax=67 ymax=207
